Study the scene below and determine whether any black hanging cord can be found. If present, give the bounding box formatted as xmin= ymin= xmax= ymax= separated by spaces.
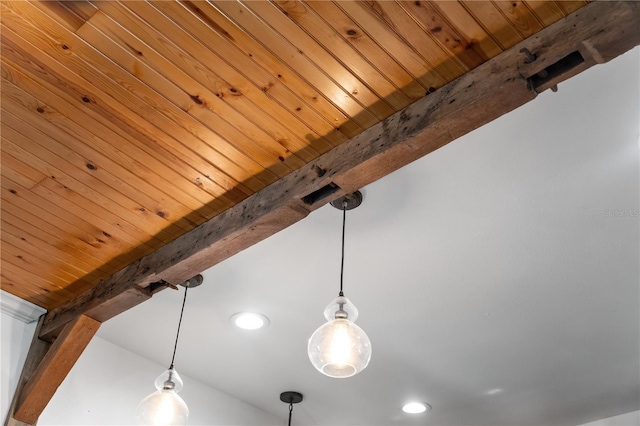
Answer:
xmin=169 ymin=286 xmax=189 ymax=369
xmin=288 ymin=401 xmax=293 ymax=426
xmin=339 ymin=203 xmax=346 ymax=296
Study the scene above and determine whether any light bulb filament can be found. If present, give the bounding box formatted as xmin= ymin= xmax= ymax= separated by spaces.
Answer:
xmin=328 ymin=322 xmax=352 ymax=367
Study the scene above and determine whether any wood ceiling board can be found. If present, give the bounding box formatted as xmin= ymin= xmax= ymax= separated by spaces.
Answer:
xmin=335 ymin=2 xmax=448 ymax=90
xmin=93 ymin=2 xmax=341 ymax=153
xmin=2 ymin=34 xmax=271 ymax=197
xmin=0 ymin=41 xmax=214 ymax=231
xmin=0 ymin=72 xmax=199 ymax=238
xmin=1 ymin=175 xmax=122 ymax=258
xmin=1 ymin=243 xmax=85 ymax=287
xmin=492 ymin=1 xmax=545 ymax=39
xmin=2 ymin=163 xmax=153 ymax=265
xmin=3 ymin=204 xmax=132 ymax=298
xmin=274 ymin=1 xmax=424 ymax=105
xmin=151 ymin=1 xmax=364 ymax=139
xmin=35 ymin=0 xmax=98 ymax=32
xmin=1 ymin=235 xmax=99 ymax=289
xmin=556 ymin=1 xmax=590 ymax=16
xmin=1 ymin=2 xmax=277 ymax=196
xmin=0 ymin=273 xmax=64 ymax=309
xmin=211 ymin=1 xmax=383 ymax=127
xmin=0 ymin=216 xmax=113 ymax=277
xmin=431 ymin=1 xmax=502 ymax=60
xmin=144 ymin=0 xmax=348 ymax=163
xmin=0 ymin=151 xmax=48 ymax=190
xmin=0 ymin=179 xmax=139 ymax=276
xmin=1 ymin=225 xmax=106 ymax=284
xmin=301 ymin=1 xmax=427 ymax=102
xmin=0 ymin=122 xmax=164 ymax=250
xmin=232 ymin=1 xmax=398 ymax=118
xmin=74 ymin=18 xmax=318 ymax=189
xmin=361 ymin=1 xmax=470 ymax=77
xmin=522 ymin=1 xmax=565 ymax=27
xmin=395 ymin=1 xmax=486 ymax=71
xmin=0 ymin=259 xmax=79 ymax=303
xmin=74 ymin=14 xmax=312 ymax=173
xmin=247 ymin=1 xmax=412 ymax=111
xmin=460 ymin=1 xmax=523 ymax=50
xmin=0 ymin=265 xmax=72 ymax=308
xmin=0 ymin=108 xmax=178 ymax=245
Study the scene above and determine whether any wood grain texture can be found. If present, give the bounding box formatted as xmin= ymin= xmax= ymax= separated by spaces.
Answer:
xmin=4 ymin=316 xmax=50 ymax=426
xmin=38 ymin=0 xmax=639 ymax=340
xmin=151 ymin=0 xmax=364 ymax=139
xmin=14 ymin=315 xmax=100 ymax=424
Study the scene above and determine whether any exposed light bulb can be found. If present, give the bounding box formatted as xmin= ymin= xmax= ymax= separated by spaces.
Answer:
xmin=308 ymin=296 xmax=371 ymax=378
xmin=328 ymin=320 xmax=352 ymax=366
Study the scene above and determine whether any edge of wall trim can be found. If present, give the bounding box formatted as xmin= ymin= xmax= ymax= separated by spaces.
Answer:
xmin=1 ymin=291 xmax=46 ymax=324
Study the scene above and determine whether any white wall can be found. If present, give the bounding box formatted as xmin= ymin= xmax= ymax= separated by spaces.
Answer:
xmin=38 ymin=336 xmax=282 ymax=425
xmin=579 ymin=410 xmax=639 ymax=426
xmin=1 ymin=291 xmax=45 ymax=422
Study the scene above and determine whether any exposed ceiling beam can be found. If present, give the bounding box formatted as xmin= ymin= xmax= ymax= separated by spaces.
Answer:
xmin=6 ymin=315 xmax=100 ymax=425
xmin=4 ymin=316 xmax=49 ymax=426
xmin=39 ymin=0 xmax=640 ymax=342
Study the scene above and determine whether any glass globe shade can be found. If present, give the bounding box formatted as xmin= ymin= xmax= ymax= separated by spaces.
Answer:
xmin=154 ymin=368 xmax=183 ymax=393
xmin=136 ymin=388 xmax=188 ymax=425
xmin=136 ymin=368 xmax=187 ymax=425
xmin=323 ymin=295 xmax=359 ymax=322
xmin=308 ymin=318 xmax=372 ymax=378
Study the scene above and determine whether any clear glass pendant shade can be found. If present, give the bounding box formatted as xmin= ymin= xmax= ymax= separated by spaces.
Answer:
xmin=136 ymin=368 xmax=188 ymax=425
xmin=153 ymin=368 xmax=183 ymax=393
xmin=308 ymin=298 xmax=371 ymax=378
xmin=323 ymin=295 xmax=359 ymax=321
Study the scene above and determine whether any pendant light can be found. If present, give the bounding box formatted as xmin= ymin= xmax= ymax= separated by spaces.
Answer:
xmin=136 ymin=275 xmax=203 ymax=426
xmin=280 ymin=391 xmax=303 ymax=426
xmin=308 ymin=191 xmax=372 ymax=378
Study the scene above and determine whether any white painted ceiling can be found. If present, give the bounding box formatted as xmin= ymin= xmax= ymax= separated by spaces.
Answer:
xmin=98 ymin=47 xmax=640 ymax=425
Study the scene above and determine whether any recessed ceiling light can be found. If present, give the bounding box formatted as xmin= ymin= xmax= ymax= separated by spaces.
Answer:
xmin=402 ymin=402 xmax=431 ymax=414
xmin=230 ymin=312 xmax=269 ymax=330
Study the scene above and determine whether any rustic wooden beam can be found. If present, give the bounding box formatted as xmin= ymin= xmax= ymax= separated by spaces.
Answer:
xmin=4 ymin=316 xmax=50 ymax=426
xmin=39 ymin=0 xmax=640 ymax=341
xmin=11 ymin=315 xmax=100 ymax=425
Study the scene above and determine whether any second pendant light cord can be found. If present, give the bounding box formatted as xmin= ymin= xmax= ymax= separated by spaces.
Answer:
xmin=170 ymin=286 xmax=189 ymax=369
xmin=339 ymin=204 xmax=346 ymax=296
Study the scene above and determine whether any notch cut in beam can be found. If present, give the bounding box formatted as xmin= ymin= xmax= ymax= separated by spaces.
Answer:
xmin=39 ymin=1 xmax=640 ymax=341
xmin=13 ymin=315 xmax=100 ymax=424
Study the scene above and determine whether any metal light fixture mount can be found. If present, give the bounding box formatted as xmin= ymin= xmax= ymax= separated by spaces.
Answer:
xmin=330 ymin=191 xmax=363 ymax=211
xmin=280 ymin=391 xmax=303 ymax=426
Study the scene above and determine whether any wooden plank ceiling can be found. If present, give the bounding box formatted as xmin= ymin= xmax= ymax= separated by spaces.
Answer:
xmin=1 ymin=0 xmax=589 ymax=311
